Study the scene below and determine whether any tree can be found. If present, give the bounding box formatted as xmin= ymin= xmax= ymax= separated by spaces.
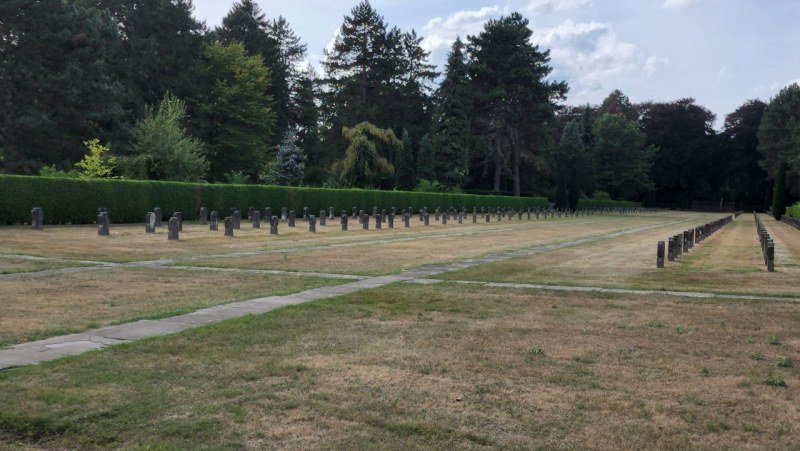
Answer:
xmin=96 ymin=0 xmax=204 ymax=113
xmin=333 ymin=122 xmax=399 ymax=187
xmin=553 ymin=121 xmax=584 ymax=210
xmin=416 ymin=134 xmax=436 ymax=183
xmin=216 ymin=3 xmax=307 ymax=145
xmin=720 ymin=99 xmax=768 ymax=210
xmin=1 ymin=0 xmax=127 ymax=173
xmin=430 ymin=38 xmax=471 ymax=190
xmin=127 ymin=93 xmax=208 ymax=181
xmin=640 ymin=99 xmax=716 ymax=208
xmin=320 ymin=1 xmax=435 ymax=167
xmin=593 ymin=113 xmax=655 ymax=201
xmin=599 ymin=89 xmax=638 ymax=121
xmin=186 ymin=42 xmax=274 ymax=182
xmin=758 ymin=83 xmax=800 ymax=197
xmin=772 ymin=162 xmax=788 ymax=219
xmin=396 ymin=129 xmax=416 ymax=190
xmin=263 ymin=131 xmax=305 ymax=186
xmin=468 ymin=13 xmax=567 ymax=195
xmin=75 ymin=139 xmax=116 ymax=179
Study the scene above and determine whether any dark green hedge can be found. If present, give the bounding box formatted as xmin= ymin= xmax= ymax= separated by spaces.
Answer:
xmin=0 ymin=175 xmax=550 ymax=224
xmin=787 ymin=203 xmax=800 ymax=219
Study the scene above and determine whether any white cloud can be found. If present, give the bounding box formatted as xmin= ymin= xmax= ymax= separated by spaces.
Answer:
xmin=421 ymin=6 xmax=505 ymax=54
xmin=662 ymin=0 xmax=701 ymax=9
xmin=532 ymin=20 xmax=666 ymax=102
xmin=524 ymin=0 xmax=592 ymax=15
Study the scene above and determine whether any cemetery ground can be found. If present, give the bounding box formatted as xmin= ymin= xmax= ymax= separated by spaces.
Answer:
xmin=1 ymin=211 xmax=799 ymax=449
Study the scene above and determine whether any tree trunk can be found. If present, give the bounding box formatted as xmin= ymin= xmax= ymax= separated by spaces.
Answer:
xmin=493 ymin=115 xmax=503 ymax=192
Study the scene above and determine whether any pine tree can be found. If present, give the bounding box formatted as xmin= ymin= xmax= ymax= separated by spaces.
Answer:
xmin=264 ymin=131 xmax=306 ymax=186
xmin=333 ymin=122 xmax=399 ymax=187
xmin=396 ymin=129 xmax=416 ymax=190
xmin=772 ymin=162 xmax=788 ymax=220
xmin=555 ymin=121 xmax=583 ymax=209
xmin=431 ymin=38 xmax=471 ymax=190
xmin=468 ymin=13 xmax=568 ymax=195
xmin=416 ymin=134 xmax=436 ymax=183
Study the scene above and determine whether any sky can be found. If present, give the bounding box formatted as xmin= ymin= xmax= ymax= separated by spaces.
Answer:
xmin=191 ymin=0 xmax=800 ymax=129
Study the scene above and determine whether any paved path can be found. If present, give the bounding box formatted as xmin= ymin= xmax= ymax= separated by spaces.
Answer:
xmin=2 ymin=216 xmax=749 ymax=371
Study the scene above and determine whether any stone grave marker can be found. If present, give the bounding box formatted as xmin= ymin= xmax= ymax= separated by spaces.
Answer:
xmin=309 ymin=215 xmax=317 ymax=233
xmin=199 ymin=207 xmax=208 ymax=225
xmin=97 ymin=211 xmax=110 ymax=236
xmin=154 ymin=207 xmax=163 ymax=226
xmin=252 ymin=210 xmax=261 ymax=228
xmin=167 ymin=216 xmax=179 ymax=240
xmin=281 ymin=207 xmax=288 ymax=221
xmin=145 ymin=212 xmax=156 ymax=233
xmin=388 ymin=213 xmax=395 ymax=228
xmin=376 ymin=214 xmax=382 ymax=229
xmin=172 ymin=212 xmax=183 ymax=231
xmin=341 ymin=212 xmax=348 ymax=231
xmin=31 ymin=207 xmax=44 ymax=230
xmin=320 ymin=210 xmax=327 ymax=226
xmin=210 ymin=211 xmax=219 ymax=231
xmin=224 ymin=217 xmax=234 ymax=236
xmin=288 ymin=210 xmax=296 ymax=227
xmin=403 ymin=212 xmax=410 ymax=228
xmin=264 ymin=207 xmax=272 ymax=222
xmin=270 ymin=216 xmax=279 ymax=235
xmin=232 ymin=210 xmax=240 ymax=229
xmin=657 ymin=241 xmax=665 ymax=268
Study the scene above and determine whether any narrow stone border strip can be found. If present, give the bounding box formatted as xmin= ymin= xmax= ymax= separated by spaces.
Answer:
xmin=445 ymin=279 xmax=800 ymax=303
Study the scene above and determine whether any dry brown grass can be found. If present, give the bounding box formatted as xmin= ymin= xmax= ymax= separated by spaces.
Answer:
xmin=0 ymin=256 xmax=89 ymax=274
xmin=2 ymin=283 xmax=798 ymax=449
xmin=0 ymin=267 xmax=340 ymax=346
xmin=442 ymin=215 xmax=800 ymax=297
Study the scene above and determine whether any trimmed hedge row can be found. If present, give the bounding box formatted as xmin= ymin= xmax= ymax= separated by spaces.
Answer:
xmin=0 ymin=175 xmax=551 ymax=224
xmin=787 ymin=203 xmax=800 ymax=219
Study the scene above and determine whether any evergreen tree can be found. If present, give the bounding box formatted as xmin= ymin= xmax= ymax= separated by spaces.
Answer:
xmin=554 ymin=121 xmax=583 ymax=209
xmin=758 ymin=83 xmax=800 ymax=196
xmin=772 ymin=161 xmax=788 ymax=219
xmin=97 ymin=0 xmax=204 ymax=113
xmin=599 ymin=89 xmax=638 ymax=121
xmin=416 ymin=134 xmax=436 ymax=183
xmin=579 ymin=105 xmax=596 ymax=197
xmin=264 ymin=131 xmax=306 ymax=186
xmin=0 ymin=0 xmax=127 ymax=173
xmin=468 ymin=13 xmax=567 ymax=195
xmin=431 ymin=38 xmax=471 ymax=190
xmin=593 ymin=113 xmax=655 ymax=201
xmin=320 ymin=1 xmax=435 ymax=167
xmin=720 ymin=99 xmax=768 ymax=209
xmin=396 ymin=130 xmax=417 ymax=190
xmin=186 ymin=42 xmax=274 ymax=182
xmin=127 ymin=93 xmax=208 ymax=181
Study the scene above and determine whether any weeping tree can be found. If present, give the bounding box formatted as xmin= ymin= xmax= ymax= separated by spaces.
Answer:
xmin=333 ymin=122 xmax=401 ymax=187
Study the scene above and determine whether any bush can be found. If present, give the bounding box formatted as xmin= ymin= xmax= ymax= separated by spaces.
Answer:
xmin=787 ymin=202 xmax=800 ymax=219
xmin=0 ymin=175 xmax=551 ymax=224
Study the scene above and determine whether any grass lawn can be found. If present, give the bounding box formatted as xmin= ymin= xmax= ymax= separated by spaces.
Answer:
xmin=1 ymin=283 xmax=798 ymax=449
xmin=0 ymin=268 xmax=345 ymax=347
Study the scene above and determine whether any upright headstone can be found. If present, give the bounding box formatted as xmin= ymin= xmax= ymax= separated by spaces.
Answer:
xmin=154 ymin=207 xmax=163 ymax=226
xmin=442 ymin=213 xmax=448 ymax=225
xmin=281 ymin=207 xmax=288 ymax=222
xmin=458 ymin=212 xmax=463 ymax=224
xmin=320 ymin=210 xmax=327 ymax=226
xmin=358 ymin=210 xmax=365 ymax=224
xmin=31 ymin=207 xmax=44 ymax=230
xmin=352 ymin=207 xmax=358 ymax=219
xmin=145 ymin=212 xmax=156 ymax=233
xmin=224 ymin=217 xmax=234 ymax=237
xmin=252 ymin=210 xmax=261 ymax=229
xmin=657 ymin=241 xmax=665 ymax=268
xmin=167 ymin=217 xmax=179 ymax=240
xmin=97 ymin=211 xmax=110 ymax=236
xmin=472 ymin=210 xmax=477 ymax=224
xmin=376 ymin=214 xmax=382 ymax=229
xmin=372 ymin=206 xmax=378 ymax=219
xmin=264 ymin=207 xmax=272 ymax=222
xmin=362 ymin=214 xmax=369 ymax=230
xmin=248 ymin=207 xmax=254 ymax=220
xmin=668 ymin=237 xmax=675 ymax=261
xmin=388 ymin=213 xmax=395 ymax=228
xmin=435 ymin=207 xmax=440 ymax=221
xmin=288 ymin=210 xmax=296 ymax=227
xmin=199 ymin=207 xmax=209 ymax=225
xmin=209 ymin=211 xmax=219 ymax=231
xmin=303 ymin=207 xmax=309 ymax=219
xmin=341 ymin=212 xmax=348 ymax=231
xmin=309 ymin=215 xmax=317 ymax=233
xmin=766 ymin=240 xmax=775 ymax=272
xmin=329 ymin=207 xmax=335 ymax=219
xmin=424 ymin=211 xmax=430 ymax=226
xmin=232 ymin=210 xmax=241 ymax=229
xmin=270 ymin=216 xmax=279 ymax=235
xmin=173 ymin=212 xmax=183 ymax=231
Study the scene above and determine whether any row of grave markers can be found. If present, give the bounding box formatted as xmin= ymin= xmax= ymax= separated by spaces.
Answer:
xmin=29 ymin=205 xmax=655 ymax=239
xmin=754 ymin=213 xmax=775 ymax=272
xmin=781 ymin=214 xmax=800 ymax=231
xmin=656 ymin=213 xmax=738 ymax=268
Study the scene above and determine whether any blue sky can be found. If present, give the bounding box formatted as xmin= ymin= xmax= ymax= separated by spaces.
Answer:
xmin=192 ymin=0 xmax=800 ymax=128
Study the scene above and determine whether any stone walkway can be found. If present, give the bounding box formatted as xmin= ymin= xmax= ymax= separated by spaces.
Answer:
xmin=4 ymin=216 xmax=765 ymax=371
